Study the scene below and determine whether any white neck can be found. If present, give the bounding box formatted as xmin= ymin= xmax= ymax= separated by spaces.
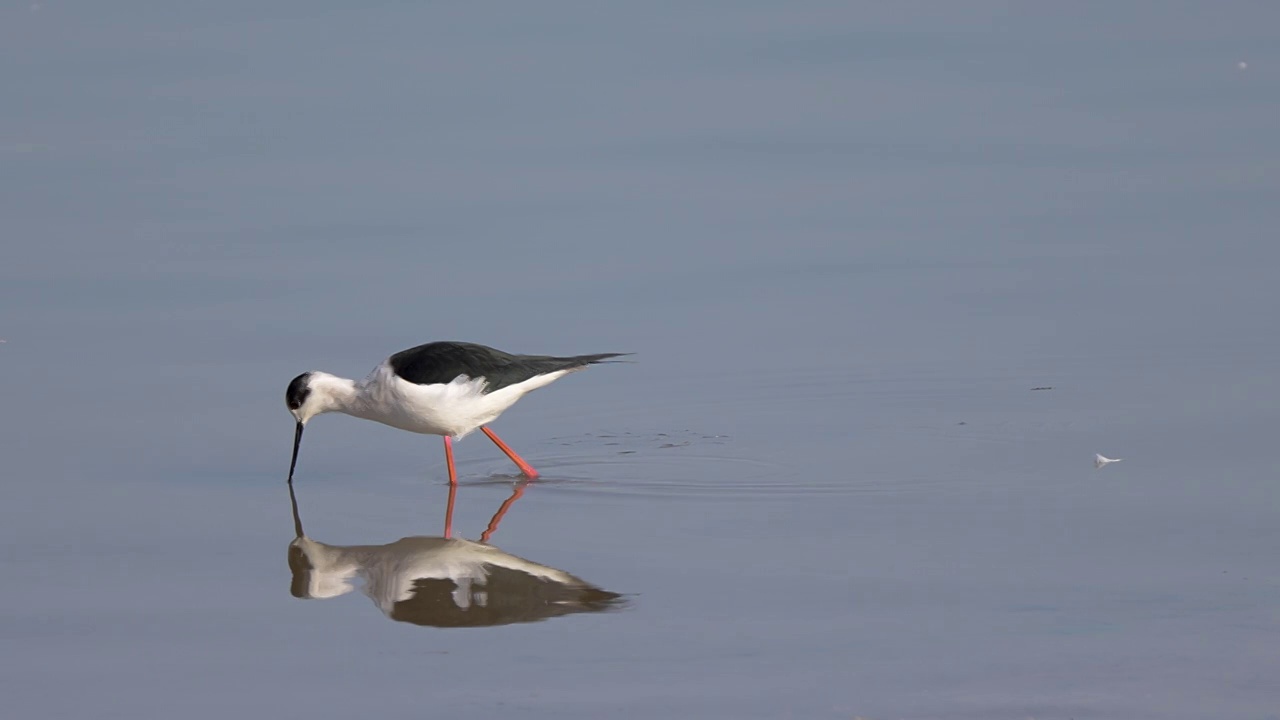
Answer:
xmin=302 ymin=372 xmax=371 ymax=422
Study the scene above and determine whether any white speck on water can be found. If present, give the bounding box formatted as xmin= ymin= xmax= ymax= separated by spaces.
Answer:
xmin=1238 ymin=61 xmax=1248 ymax=70
xmin=1095 ymin=453 xmax=1122 ymax=469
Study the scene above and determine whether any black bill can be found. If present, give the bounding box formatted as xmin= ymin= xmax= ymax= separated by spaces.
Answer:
xmin=288 ymin=421 xmax=304 ymax=483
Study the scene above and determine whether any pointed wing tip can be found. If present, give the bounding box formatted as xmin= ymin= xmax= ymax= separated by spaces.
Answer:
xmin=585 ymin=352 xmax=637 ymax=365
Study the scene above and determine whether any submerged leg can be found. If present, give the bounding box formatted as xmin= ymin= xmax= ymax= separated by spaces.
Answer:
xmin=443 ymin=435 xmax=458 ymax=485
xmin=480 ymin=481 xmax=530 ymax=544
xmin=480 ymin=426 xmax=540 ymax=478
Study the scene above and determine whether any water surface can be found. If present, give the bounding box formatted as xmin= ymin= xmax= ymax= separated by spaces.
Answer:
xmin=3 ymin=3 xmax=1279 ymax=718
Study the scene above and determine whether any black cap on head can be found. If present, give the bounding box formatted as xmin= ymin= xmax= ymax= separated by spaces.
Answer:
xmin=286 ymin=372 xmax=313 ymax=411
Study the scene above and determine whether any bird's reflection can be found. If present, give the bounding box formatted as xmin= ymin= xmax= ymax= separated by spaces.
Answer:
xmin=287 ymin=481 xmax=625 ymax=628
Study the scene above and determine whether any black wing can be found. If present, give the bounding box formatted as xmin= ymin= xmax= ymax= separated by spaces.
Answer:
xmin=387 ymin=341 xmax=628 ymax=392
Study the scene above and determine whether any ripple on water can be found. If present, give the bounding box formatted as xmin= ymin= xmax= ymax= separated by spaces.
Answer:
xmin=454 ymin=431 xmax=982 ymax=502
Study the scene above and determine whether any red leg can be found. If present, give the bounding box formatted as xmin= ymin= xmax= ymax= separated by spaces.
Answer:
xmin=442 ymin=479 xmax=458 ymax=535
xmin=442 ymin=481 xmax=457 ymax=539
xmin=443 ymin=435 xmax=458 ymax=485
xmin=480 ymin=481 xmax=529 ymax=544
xmin=442 ymin=437 xmax=458 ymax=538
xmin=480 ymin=426 xmax=540 ymax=478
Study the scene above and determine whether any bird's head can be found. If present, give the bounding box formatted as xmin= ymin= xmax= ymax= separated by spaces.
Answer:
xmin=284 ymin=371 xmax=348 ymax=482
xmin=286 ymin=371 xmax=350 ymax=425
xmin=286 ymin=371 xmax=316 ymax=425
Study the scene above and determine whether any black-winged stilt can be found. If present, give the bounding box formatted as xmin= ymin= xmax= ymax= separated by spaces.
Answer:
xmin=284 ymin=340 xmax=627 ymax=484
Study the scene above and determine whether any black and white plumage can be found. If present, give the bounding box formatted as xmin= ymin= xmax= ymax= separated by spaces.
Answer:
xmin=388 ymin=342 xmax=625 ymax=392
xmin=285 ymin=341 xmax=628 ymax=483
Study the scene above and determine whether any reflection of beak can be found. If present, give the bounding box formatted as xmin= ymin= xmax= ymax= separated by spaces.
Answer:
xmin=288 ymin=475 xmax=304 ymax=538
xmin=288 ymin=421 xmax=304 ymax=483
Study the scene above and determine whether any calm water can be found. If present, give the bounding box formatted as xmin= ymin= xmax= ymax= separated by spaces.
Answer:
xmin=4 ymin=3 xmax=1279 ymax=718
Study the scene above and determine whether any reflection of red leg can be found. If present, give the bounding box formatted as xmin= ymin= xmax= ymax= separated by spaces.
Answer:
xmin=443 ymin=436 xmax=458 ymax=485
xmin=443 ymin=481 xmax=457 ymax=539
xmin=481 ymin=481 xmax=529 ymax=544
xmin=480 ymin=426 xmax=540 ymax=478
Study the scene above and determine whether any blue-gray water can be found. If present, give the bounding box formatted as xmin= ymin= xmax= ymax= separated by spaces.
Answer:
xmin=3 ymin=3 xmax=1279 ymax=718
